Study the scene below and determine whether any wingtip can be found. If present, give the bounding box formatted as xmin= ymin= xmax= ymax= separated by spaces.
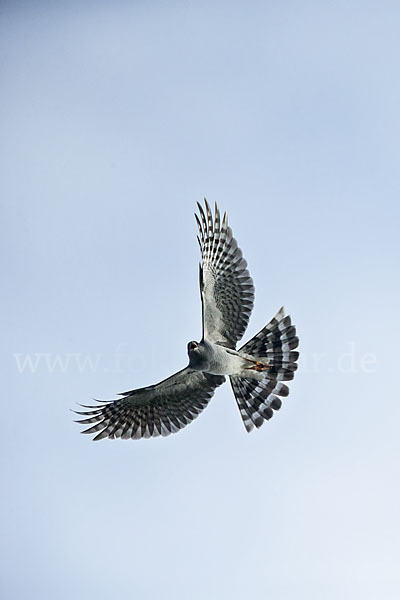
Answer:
xmin=214 ymin=201 xmax=220 ymax=230
xmin=197 ymin=201 xmax=206 ymax=224
xmin=194 ymin=212 xmax=203 ymax=233
xmin=92 ymin=434 xmax=107 ymax=442
xmin=203 ymin=198 xmax=212 ymax=228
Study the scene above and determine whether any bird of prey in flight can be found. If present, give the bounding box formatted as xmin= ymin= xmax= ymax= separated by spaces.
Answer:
xmin=75 ymin=200 xmax=299 ymax=440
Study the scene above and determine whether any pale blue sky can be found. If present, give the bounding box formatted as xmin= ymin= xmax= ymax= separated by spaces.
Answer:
xmin=1 ymin=2 xmax=400 ymax=599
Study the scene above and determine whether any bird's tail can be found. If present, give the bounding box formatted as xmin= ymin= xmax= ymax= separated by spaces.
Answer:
xmin=230 ymin=307 xmax=299 ymax=432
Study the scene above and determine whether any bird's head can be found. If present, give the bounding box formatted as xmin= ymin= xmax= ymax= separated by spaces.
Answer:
xmin=187 ymin=340 xmax=199 ymax=353
xmin=187 ymin=340 xmax=203 ymax=368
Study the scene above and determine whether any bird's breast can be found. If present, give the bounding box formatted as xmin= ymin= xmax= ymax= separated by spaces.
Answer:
xmin=201 ymin=343 xmax=243 ymax=376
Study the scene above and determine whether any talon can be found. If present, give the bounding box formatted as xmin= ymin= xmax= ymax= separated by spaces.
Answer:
xmin=245 ymin=361 xmax=270 ymax=372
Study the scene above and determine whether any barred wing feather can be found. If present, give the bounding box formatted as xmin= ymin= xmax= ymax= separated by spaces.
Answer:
xmin=196 ymin=199 xmax=255 ymax=348
xmin=75 ymin=368 xmax=225 ymax=441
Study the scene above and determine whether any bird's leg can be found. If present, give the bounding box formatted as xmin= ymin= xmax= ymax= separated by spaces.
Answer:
xmin=242 ymin=357 xmax=270 ymax=372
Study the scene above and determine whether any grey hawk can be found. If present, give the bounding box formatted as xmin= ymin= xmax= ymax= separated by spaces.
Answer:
xmin=75 ymin=200 xmax=299 ymax=440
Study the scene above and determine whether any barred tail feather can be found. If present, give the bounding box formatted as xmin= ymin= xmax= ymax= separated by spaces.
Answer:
xmin=230 ymin=308 xmax=299 ymax=432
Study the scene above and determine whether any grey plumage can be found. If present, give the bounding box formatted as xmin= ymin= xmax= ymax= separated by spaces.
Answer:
xmin=74 ymin=199 xmax=299 ymax=440
xmin=75 ymin=368 xmax=225 ymax=441
xmin=196 ymin=201 xmax=254 ymax=349
xmin=231 ymin=308 xmax=299 ymax=432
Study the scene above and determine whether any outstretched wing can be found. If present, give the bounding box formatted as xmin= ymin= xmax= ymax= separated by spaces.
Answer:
xmin=74 ymin=368 xmax=225 ymax=441
xmin=196 ymin=199 xmax=254 ymax=349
